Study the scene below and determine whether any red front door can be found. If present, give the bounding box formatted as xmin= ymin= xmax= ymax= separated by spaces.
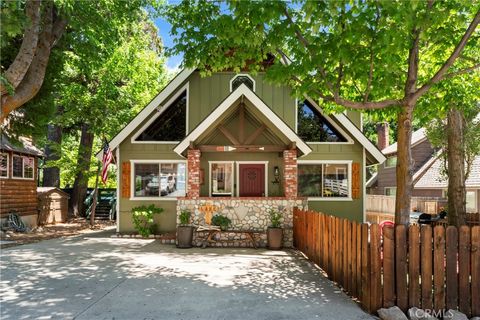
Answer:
xmin=239 ymin=164 xmax=265 ymax=197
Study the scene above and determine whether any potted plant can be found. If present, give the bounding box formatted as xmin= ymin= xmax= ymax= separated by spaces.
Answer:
xmin=131 ymin=205 xmax=163 ymax=238
xmin=267 ymin=209 xmax=283 ymax=249
xmin=177 ymin=210 xmax=194 ymax=248
xmin=211 ymin=214 xmax=231 ymax=231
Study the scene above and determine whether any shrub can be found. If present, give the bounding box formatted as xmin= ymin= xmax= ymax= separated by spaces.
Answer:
xmin=269 ymin=209 xmax=282 ymax=228
xmin=179 ymin=210 xmax=192 ymax=225
xmin=132 ymin=205 xmax=163 ymax=237
xmin=211 ymin=214 xmax=231 ymax=231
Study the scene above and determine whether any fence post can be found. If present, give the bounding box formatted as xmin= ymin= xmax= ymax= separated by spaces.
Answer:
xmin=446 ymin=226 xmax=458 ymax=310
xmin=395 ymin=225 xmax=408 ymax=312
xmin=408 ymin=224 xmax=420 ymax=308
xmin=421 ymin=225 xmax=433 ymax=310
xmin=370 ymin=223 xmax=382 ymax=312
xmin=433 ymin=225 xmax=446 ymax=311
xmin=383 ymin=225 xmax=395 ymax=308
xmin=361 ymin=223 xmax=371 ymax=312
xmin=472 ymin=226 xmax=480 ymax=316
xmin=458 ymin=225 xmax=471 ymax=317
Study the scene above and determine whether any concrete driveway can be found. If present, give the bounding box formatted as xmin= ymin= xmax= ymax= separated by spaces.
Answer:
xmin=1 ymin=229 xmax=373 ymax=320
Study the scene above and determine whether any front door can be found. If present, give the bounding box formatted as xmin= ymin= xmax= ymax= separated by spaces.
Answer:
xmin=239 ymin=164 xmax=265 ymax=197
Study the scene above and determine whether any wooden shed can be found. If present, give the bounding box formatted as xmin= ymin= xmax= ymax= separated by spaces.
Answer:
xmin=37 ymin=187 xmax=69 ymax=225
xmin=1 ymin=134 xmax=43 ymax=227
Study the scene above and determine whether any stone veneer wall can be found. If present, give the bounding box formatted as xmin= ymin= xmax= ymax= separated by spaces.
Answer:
xmin=177 ymin=197 xmax=308 ymax=248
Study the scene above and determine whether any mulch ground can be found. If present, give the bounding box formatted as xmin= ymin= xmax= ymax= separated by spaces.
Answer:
xmin=0 ymin=218 xmax=115 ymax=249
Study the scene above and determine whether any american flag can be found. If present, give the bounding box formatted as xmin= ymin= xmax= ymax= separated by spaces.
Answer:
xmin=101 ymin=140 xmax=114 ymax=184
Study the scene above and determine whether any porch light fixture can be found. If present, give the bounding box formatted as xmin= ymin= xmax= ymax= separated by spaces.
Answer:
xmin=272 ymin=166 xmax=280 ymax=184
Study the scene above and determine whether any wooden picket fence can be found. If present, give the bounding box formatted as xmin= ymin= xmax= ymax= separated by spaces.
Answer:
xmin=292 ymin=208 xmax=480 ymax=317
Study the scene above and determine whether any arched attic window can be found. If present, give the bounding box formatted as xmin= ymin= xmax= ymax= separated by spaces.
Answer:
xmin=230 ymin=74 xmax=255 ymax=92
xmin=297 ymin=100 xmax=347 ymax=142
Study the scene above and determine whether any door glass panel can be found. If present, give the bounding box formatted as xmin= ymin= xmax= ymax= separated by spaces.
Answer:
xmin=211 ymin=163 xmax=233 ymax=195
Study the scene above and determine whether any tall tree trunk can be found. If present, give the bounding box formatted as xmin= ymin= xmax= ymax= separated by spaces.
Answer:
xmin=395 ymin=105 xmax=414 ymax=225
xmin=43 ymin=107 xmax=63 ymax=187
xmin=447 ymin=108 xmax=466 ymax=226
xmin=71 ymin=123 xmax=94 ymax=217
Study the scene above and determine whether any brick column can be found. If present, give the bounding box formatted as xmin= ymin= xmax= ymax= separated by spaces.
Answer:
xmin=283 ymin=150 xmax=297 ymax=198
xmin=187 ymin=149 xmax=201 ymax=198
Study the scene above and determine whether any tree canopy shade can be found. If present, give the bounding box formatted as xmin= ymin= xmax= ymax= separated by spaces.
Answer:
xmin=163 ymin=0 xmax=480 ymax=224
xmin=0 ymin=0 xmax=163 ymax=121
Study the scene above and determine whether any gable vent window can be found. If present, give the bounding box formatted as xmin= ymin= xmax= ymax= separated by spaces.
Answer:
xmin=230 ymin=75 xmax=255 ymax=92
xmin=297 ymin=100 xmax=347 ymax=142
xmin=136 ymin=91 xmax=187 ymax=142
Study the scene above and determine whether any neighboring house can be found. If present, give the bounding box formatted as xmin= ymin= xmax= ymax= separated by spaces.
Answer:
xmin=414 ymin=155 xmax=480 ymax=213
xmin=0 ymin=134 xmax=43 ymax=227
xmin=367 ymin=127 xmax=436 ymax=197
xmin=97 ymin=69 xmax=385 ymax=245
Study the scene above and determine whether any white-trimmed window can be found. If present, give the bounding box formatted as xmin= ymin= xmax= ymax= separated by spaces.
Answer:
xmin=298 ymin=161 xmax=351 ymax=199
xmin=132 ymin=161 xmax=186 ymax=199
xmin=466 ymin=190 xmax=477 ymax=213
xmin=209 ymin=161 xmax=234 ymax=196
xmin=385 ymin=156 xmax=397 ymax=168
xmin=230 ymin=74 xmax=255 ymax=92
xmin=12 ymin=155 xmax=34 ymax=179
xmin=0 ymin=153 xmax=8 ymax=178
xmin=385 ymin=187 xmax=396 ymax=196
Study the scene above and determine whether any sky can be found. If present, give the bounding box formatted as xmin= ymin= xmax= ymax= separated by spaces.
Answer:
xmin=154 ymin=15 xmax=183 ymax=73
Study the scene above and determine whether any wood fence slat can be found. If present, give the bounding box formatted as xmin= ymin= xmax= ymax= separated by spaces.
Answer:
xmin=433 ymin=225 xmax=446 ymax=311
xmin=408 ymin=224 xmax=420 ymax=308
xmin=316 ymin=212 xmax=321 ymax=265
xmin=421 ymin=225 xmax=433 ymax=310
xmin=356 ymin=222 xmax=362 ymax=299
xmin=351 ymin=221 xmax=357 ymax=297
xmin=319 ymin=213 xmax=324 ymax=267
xmin=458 ymin=226 xmax=471 ymax=317
xmin=335 ymin=217 xmax=341 ymax=283
xmin=383 ymin=225 xmax=395 ymax=308
xmin=370 ymin=223 xmax=382 ymax=312
xmin=361 ymin=223 xmax=371 ymax=312
xmin=329 ymin=216 xmax=335 ymax=279
xmin=395 ymin=225 xmax=408 ymax=312
xmin=472 ymin=226 xmax=480 ymax=316
xmin=343 ymin=219 xmax=349 ymax=291
xmin=445 ymin=226 xmax=458 ymax=310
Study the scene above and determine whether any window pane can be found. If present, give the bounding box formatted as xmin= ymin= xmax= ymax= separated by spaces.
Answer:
xmin=13 ymin=156 xmax=23 ymax=177
xmin=23 ymin=157 xmax=34 ymax=179
xmin=385 ymin=157 xmax=397 ymax=167
xmin=466 ymin=191 xmax=477 ymax=212
xmin=385 ymin=188 xmax=396 ymax=196
xmin=323 ymin=164 xmax=349 ymax=197
xmin=0 ymin=153 xmax=7 ymax=177
xmin=134 ymin=164 xmax=159 ymax=197
xmin=297 ymin=100 xmax=347 ymax=142
xmin=232 ymin=76 xmax=254 ymax=91
xmin=211 ymin=163 xmax=233 ymax=194
xmin=298 ymin=165 xmax=323 ymax=197
xmin=159 ymin=163 xmax=186 ymax=197
xmin=136 ymin=91 xmax=187 ymax=141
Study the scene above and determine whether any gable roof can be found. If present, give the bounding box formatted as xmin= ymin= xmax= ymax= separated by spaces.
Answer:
xmin=98 ymin=68 xmax=386 ymax=164
xmin=0 ymin=134 xmax=43 ymax=157
xmin=173 ymin=83 xmax=312 ymax=156
xmin=414 ymin=155 xmax=480 ymax=189
xmin=95 ymin=68 xmax=195 ymax=160
xmin=382 ymin=128 xmax=427 ymax=155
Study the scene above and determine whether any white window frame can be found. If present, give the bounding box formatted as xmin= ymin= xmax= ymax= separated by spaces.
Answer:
xmin=229 ymin=74 xmax=255 ymax=92
xmin=12 ymin=155 xmax=34 ymax=180
xmin=297 ymin=160 xmax=353 ymax=201
xmin=209 ymin=161 xmax=235 ymax=197
xmin=295 ymin=98 xmax=354 ymax=144
xmin=0 ymin=152 xmax=9 ymax=179
xmin=385 ymin=187 xmax=397 ymax=196
xmin=235 ymin=161 xmax=269 ymax=197
xmin=130 ymin=159 xmax=187 ymax=201
xmin=384 ymin=156 xmax=397 ymax=168
xmin=131 ymin=83 xmax=189 ymax=144
xmin=466 ymin=190 xmax=477 ymax=213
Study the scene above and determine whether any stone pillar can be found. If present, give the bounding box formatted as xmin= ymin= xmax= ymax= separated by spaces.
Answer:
xmin=187 ymin=149 xmax=201 ymax=198
xmin=283 ymin=150 xmax=297 ymax=198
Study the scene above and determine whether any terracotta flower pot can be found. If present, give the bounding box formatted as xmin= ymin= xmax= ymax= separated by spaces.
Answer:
xmin=177 ymin=225 xmax=194 ymax=248
xmin=267 ymin=227 xmax=283 ymax=250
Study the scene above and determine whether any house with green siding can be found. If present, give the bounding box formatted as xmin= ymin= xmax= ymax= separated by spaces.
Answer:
xmin=98 ymin=68 xmax=385 ymax=247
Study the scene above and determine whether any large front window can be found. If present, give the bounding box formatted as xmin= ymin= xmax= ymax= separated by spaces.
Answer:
xmin=298 ymin=162 xmax=350 ymax=198
xmin=133 ymin=162 xmax=186 ymax=198
xmin=210 ymin=162 xmax=234 ymax=196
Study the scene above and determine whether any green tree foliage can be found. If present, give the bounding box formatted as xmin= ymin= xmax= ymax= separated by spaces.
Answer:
xmin=163 ymin=0 xmax=480 ymax=224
